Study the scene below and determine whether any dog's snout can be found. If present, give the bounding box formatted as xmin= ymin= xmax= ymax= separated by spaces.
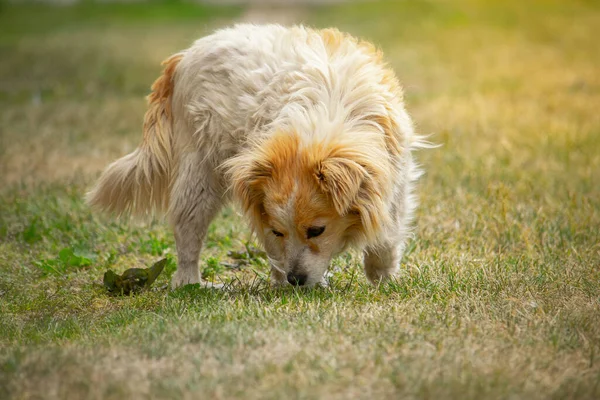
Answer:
xmin=287 ymin=272 xmax=307 ymax=286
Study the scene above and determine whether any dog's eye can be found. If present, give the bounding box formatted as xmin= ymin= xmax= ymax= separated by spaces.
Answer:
xmin=307 ymin=226 xmax=325 ymax=239
xmin=272 ymin=230 xmax=284 ymax=237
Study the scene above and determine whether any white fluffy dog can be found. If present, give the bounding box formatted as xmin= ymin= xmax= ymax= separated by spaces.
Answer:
xmin=87 ymin=24 xmax=425 ymax=288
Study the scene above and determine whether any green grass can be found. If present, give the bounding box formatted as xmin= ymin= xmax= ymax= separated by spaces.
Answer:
xmin=1 ymin=1 xmax=599 ymax=399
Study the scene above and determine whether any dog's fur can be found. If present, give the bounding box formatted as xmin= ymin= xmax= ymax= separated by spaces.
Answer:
xmin=87 ymin=24 xmax=426 ymax=288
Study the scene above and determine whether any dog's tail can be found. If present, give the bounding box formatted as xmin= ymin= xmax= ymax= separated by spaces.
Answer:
xmin=86 ymin=53 xmax=183 ymax=216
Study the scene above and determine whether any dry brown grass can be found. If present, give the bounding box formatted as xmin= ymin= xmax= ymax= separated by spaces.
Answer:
xmin=1 ymin=1 xmax=599 ymax=399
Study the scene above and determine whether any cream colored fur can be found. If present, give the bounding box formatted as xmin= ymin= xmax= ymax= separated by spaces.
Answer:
xmin=87 ymin=24 xmax=427 ymax=288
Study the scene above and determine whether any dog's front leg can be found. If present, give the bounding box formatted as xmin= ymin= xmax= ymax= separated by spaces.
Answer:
xmin=169 ymin=153 xmax=224 ymax=289
xmin=363 ymin=240 xmax=405 ymax=284
xmin=363 ymin=184 xmax=414 ymax=284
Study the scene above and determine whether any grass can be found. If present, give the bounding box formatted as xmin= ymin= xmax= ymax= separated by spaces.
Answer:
xmin=1 ymin=0 xmax=599 ymax=398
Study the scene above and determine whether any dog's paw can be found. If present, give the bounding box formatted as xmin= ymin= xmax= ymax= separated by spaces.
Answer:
xmin=171 ymin=269 xmax=201 ymax=289
xmin=365 ymin=269 xmax=398 ymax=286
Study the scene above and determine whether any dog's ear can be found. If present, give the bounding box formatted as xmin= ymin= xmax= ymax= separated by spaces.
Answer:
xmin=226 ymin=154 xmax=272 ymax=228
xmin=315 ymin=157 xmax=368 ymax=216
xmin=313 ymin=145 xmax=390 ymax=242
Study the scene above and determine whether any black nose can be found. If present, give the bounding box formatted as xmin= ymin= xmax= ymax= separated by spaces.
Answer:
xmin=287 ymin=272 xmax=307 ymax=286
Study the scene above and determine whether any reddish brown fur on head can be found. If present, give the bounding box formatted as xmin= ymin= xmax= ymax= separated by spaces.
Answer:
xmin=226 ymin=131 xmax=390 ymax=285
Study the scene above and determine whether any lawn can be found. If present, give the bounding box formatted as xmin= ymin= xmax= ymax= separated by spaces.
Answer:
xmin=1 ymin=1 xmax=599 ymax=399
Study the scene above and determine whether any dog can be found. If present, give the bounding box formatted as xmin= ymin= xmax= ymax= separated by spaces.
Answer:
xmin=87 ymin=24 xmax=426 ymax=288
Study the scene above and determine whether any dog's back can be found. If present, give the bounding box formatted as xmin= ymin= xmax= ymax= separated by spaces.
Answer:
xmin=88 ymin=24 xmax=413 ymax=217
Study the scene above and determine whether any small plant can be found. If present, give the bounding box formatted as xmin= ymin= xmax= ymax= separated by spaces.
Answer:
xmin=34 ymin=247 xmax=97 ymax=275
xmin=201 ymin=256 xmax=224 ymax=279
xmin=139 ymin=233 xmax=171 ymax=256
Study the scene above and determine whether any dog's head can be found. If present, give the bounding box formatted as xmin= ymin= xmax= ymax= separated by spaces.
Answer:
xmin=226 ymin=131 xmax=391 ymax=286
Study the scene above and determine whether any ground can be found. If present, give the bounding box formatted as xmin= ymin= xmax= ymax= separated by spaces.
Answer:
xmin=0 ymin=1 xmax=599 ymax=399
